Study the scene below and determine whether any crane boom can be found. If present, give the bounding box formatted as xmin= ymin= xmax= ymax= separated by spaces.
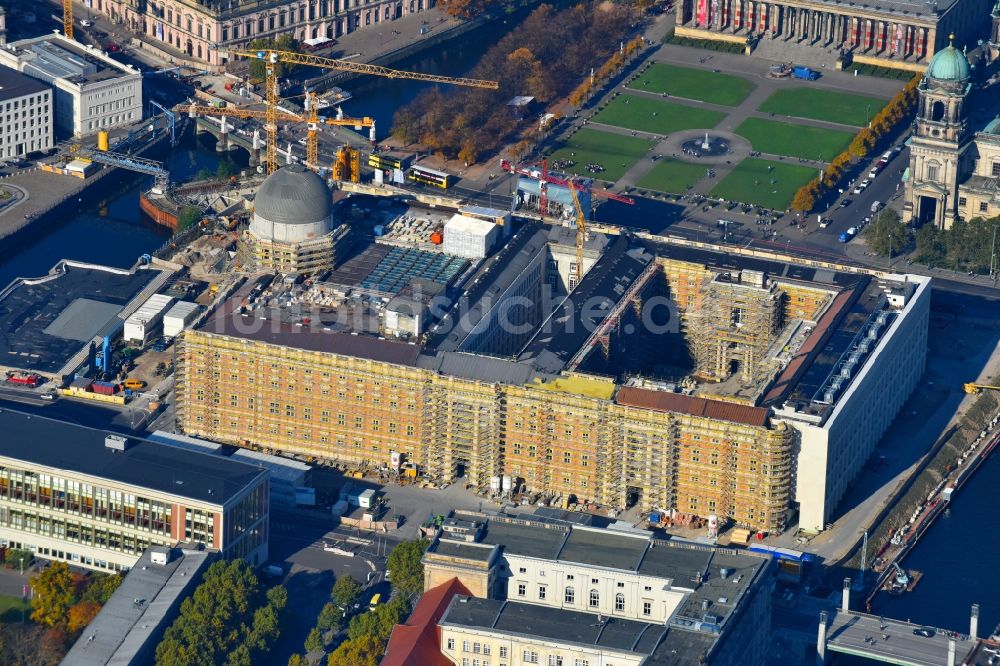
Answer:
xmin=231 ymin=49 xmax=500 ymax=90
xmin=232 ymin=48 xmax=498 ymax=174
xmin=63 ymin=0 xmax=74 ymax=39
xmin=184 ymin=100 xmax=374 ymax=172
xmin=964 ymin=382 xmax=1000 ymax=394
xmin=568 ymin=181 xmax=586 ymax=287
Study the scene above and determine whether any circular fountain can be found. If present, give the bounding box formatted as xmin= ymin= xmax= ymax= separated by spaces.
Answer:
xmin=680 ymin=132 xmax=731 ymax=158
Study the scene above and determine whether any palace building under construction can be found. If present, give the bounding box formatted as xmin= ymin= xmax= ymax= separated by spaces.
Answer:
xmin=175 ymin=174 xmax=930 ymax=533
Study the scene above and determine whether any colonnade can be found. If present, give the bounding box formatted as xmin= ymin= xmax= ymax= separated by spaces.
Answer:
xmin=685 ymin=0 xmax=931 ymax=60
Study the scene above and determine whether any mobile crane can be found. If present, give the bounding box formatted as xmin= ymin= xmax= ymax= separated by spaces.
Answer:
xmin=228 ymin=48 xmax=499 ymax=174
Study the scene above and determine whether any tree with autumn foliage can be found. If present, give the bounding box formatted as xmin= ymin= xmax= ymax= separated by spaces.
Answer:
xmin=394 ymin=2 xmax=635 ymax=160
xmin=30 ymin=561 xmax=75 ymax=627
xmin=790 ymin=180 xmax=818 ymax=213
xmin=67 ymin=600 xmax=102 ymax=633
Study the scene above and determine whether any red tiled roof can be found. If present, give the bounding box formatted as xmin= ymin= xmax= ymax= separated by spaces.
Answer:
xmin=616 ymin=386 xmax=770 ymax=427
xmin=381 ymin=578 xmax=471 ymax=666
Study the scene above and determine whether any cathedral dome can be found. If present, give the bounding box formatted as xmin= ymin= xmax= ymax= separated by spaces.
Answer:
xmin=926 ymin=42 xmax=971 ymax=81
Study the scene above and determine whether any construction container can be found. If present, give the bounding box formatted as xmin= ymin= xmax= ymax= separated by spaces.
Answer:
xmin=91 ymin=380 xmax=118 ymax=396
xmin=124 ymin=293 xmax=174 ymax=344
xmin=442 ymin=214 xmax=498 ymax=259
xmin=163 ymin=301 xmax=201 ymax=337
xmin=429 ymin=230 xmax=444 ymax=245
xmin=97 ymin=130 xmax=109 ymax=152
xmin=358 ymin=488 xmax=379 ymax=509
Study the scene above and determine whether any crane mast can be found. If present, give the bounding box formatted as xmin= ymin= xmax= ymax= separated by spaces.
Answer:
xmin=232 ymin=48 xmax=498 ymax=174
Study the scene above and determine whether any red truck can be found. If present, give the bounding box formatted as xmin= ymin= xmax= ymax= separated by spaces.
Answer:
xmin=5 ymin=372 xmax=42 ymax=388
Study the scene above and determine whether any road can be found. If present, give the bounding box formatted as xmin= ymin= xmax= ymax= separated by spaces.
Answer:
xmin=826 ymin=610 xmax=975 ymax=665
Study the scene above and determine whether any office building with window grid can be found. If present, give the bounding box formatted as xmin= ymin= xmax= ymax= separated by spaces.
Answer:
xmin=0 ymin=410 xmax=269 ymax=572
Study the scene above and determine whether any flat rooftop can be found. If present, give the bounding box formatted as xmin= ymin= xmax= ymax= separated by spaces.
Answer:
xmin=200 ymin=273 xmax=423 ymax=366
xmin=3 ymin=34 xmax=136 ymax=85
xmin=441 ymin=597 xmax=667 ymax=656
xmin=62 ymin=547 xmax=214 ymax=666
xmin=0 ymin=410 xmax=268 ymax=505
xmin=0 ymin=261 xmax=163 ymax=375
xmin=0 ymin=65 xmax=50 ymax=100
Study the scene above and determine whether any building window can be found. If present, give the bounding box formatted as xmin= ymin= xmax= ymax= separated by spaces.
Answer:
xmin=523 ymin=651 xmax=538 ymax=664
xmin=517 ymin=583 xmax=526 ymax=597
xmin=565 ymin=587 xmax=575 ymax=604
xmin=473 ymin=642 xmax=481 ymax=653
xmin=615 ymin=593 xmax=625 ymax=611
xmin=959 ymin=197 xmax=967 ymax=207
xmin=500 ymin=646 xmax=508 ymax=658
xmin=575 ymin=660 xmax=590 ymax=666
xmin=589 ymin=589 xmax=599 ymax=608
xmin=538 ymin=585 xmax=546 ymax=600
xmin=447 ymin=638 xmax=455 ymax=650
xmin=992 ymin=162 xmax=1000 ymax=177
xmin=927 ymin=164 xmax=939 ymax=181
xmin=548 ymin=656 xmax=563 ymax=666
xmin=643 ymin=600 xmax=652 ymax=616
xmin=980 ymin=202 xmax=989 ymax=213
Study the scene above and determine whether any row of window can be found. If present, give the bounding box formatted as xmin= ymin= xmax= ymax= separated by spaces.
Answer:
xmin=513 ymin=583 xmax=654 ymax=616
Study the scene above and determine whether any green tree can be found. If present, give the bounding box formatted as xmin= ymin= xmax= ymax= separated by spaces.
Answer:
xmin=82 ymin=573 xmax=124 ymax=604
xmin=288 ymin=654 xmax=307 ymax=666
xmin=155 ymin=560 xmax=286 ymax=666
xmin=386 ymin=539 xmax=429 ymax=598
xmin=247 ymin=35 xmax=301 ymax=81
xmin=346 ymin=596 xmax=410 ymax=642
xmin=863 ymin=208 xmax=912 ymax=257
xmin=317 ymin=602 xmax=344 ymax=632
xmin=30 ymin=561 xmax=75 ymax=627
xmin=178 ymin=206 xmax=202 ymax=230
xmin=326 ymin=635 xmax=384 ymax=666
xmin=331 ymin=575 xmax=363 ymax=610
xmin=304 ymin=626 xmax=324 ymax=653
xmin=5 ymin=548 xmax=32 ymax=570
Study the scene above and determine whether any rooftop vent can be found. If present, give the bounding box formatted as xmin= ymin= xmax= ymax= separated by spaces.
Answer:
xmin=105 ymin=434 xmax=130 ymax=451
xmin=720 ymin=567 xmax=730 ymax=579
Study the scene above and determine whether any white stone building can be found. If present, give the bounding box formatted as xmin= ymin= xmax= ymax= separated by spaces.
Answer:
xmin=0 ymin=34 xmax=142 ymax=138
xmin=0 ymin=66 xmax=53 ymax=161
xmin=774 ymin=274 xmax=931 ymax=532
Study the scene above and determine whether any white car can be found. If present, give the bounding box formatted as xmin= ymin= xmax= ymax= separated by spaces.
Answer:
xmin=853 ymin=183 xmax=866 ymax=194
xmin=80 ymin=19 xmax=93 ymax=26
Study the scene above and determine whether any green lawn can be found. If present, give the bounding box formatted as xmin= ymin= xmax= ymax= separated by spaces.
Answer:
xmin=709 ymin=158 xmax=817 ymax=209
xmin=757 ymin=88 xmax=887 ymax=126
xmin=637 ymin=158 xmax=709 ymax=194
xmin=734 ymin=118 xmax=853 ymax=161
xmin=547 ymin=128 xmax=655 ymax=182
xmin=593 ymin=95 xmax=726 ymax=135
xmin=0 ymin=594 xmax=30 ymax=623
xmin=630 ymin=63 xmax=754 ymax=106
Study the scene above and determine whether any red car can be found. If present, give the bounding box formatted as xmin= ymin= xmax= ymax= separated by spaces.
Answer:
xmin=105 ymin=43 xmax=121 ymax=53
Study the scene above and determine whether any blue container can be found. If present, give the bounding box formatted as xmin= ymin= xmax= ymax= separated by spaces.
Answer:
xmin=649 ymin=512 xmax=661 ymax=524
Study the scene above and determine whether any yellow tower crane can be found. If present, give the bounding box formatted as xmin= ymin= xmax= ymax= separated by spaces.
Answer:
xmin=964 ymin=383 xmax=1000 ymax=395
xmin=229 ymin=48 xmax=499 ymax=175
xmin=567 ymin=180 xmax=587 ymax=287
xmin=63 ymin=0 xmax=74 ymax=39
xmin=184 ymin=95 xmax=374 ymax=172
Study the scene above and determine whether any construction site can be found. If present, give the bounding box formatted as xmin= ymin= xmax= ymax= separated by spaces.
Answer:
xmin=172 ymin=151 xmax=933 ymax=534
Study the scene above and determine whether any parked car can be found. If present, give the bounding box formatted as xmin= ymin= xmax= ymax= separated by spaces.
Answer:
xmin=913 ymin=627 xmax=935 ymax=638
xmin=820 ymin=218 xmax=832 ymax=228
xmin=80 ymin=19 xmax=93 ymax=26
xmin=839 ymin=198 xmax=853 ymax=208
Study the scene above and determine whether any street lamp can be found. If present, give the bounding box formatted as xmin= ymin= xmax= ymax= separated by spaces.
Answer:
xmin=866 ymin=104 xmax=871 ymax=129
